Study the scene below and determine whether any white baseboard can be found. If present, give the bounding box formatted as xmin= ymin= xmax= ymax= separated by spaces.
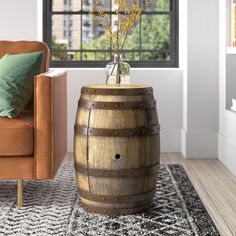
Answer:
xmin=181 ymin=128 xmax=187 ymax=157
xmin=218 ymin=133 xmax=236 ymax=177
xmin=182 ymin=130 xmax=218 ymax=159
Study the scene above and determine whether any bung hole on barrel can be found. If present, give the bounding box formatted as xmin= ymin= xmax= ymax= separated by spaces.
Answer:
xmin=115 ymin=154 xmax=121 ymax=159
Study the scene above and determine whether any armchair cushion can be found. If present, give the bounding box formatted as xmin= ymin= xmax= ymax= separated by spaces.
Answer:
xmin=0 ymin=52 xmax=43 ymax=118
xmin=0 ymin=112 xmax=34 ymax=156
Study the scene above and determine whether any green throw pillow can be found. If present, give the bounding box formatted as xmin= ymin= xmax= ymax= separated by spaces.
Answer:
xmin=0 ymin=51 xmax=43 ymax=118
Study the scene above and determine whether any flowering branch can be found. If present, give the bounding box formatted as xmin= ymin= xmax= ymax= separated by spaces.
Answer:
xmin=90 ymin=0 xmax=142 ymax=84
xmin=90 ymin=0 xmax=142 ymax=53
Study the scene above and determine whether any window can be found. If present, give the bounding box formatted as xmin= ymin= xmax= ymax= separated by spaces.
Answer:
xmin=43 ymin=0 xmax=178 ymax=67
xmin=63 ymin=30 xmax=67 ymax=38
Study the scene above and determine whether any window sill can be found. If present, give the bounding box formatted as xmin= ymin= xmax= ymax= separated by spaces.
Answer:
xmin=226 ymin=47 xmax=236 ymax=54
xmin=50 ymin=67 xmax=182 ymax=71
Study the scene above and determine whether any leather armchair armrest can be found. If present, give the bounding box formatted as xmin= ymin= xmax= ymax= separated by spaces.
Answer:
xmin=34 ymin=70 xmax=67 ymax=179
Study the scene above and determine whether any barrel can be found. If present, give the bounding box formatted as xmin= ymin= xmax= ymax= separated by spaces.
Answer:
xmin=74 ymin=84 xmax=160 ymax=215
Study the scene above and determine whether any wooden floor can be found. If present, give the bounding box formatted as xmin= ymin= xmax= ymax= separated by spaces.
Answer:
xmin=68 ymin=153 xmax=236 ymax=236
xmin=161 ymin=153 xmax=236 ymax=236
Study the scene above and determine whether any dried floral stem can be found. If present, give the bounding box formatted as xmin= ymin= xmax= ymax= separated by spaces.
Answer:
xmin=120 ymin=32 xmax=128 ymax=51
xmin=91 ymin=0 xmax=142 ymax=84
xmin=116 ymin=6 xmax=120 ymax=84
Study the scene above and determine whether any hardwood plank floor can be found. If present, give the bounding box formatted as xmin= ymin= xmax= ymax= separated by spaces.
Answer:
xmin=67 ymin=153 xmax=236 ymax=236
xmin=161 ymin=153 xmax=236 ymax=236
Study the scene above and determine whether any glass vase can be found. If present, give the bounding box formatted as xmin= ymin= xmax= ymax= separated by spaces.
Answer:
xmin=106 ymin=54 xmax=130 ymax=85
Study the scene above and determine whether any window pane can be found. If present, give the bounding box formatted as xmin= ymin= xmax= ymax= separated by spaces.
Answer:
xmin=72 ymin=15 xmax=81 ymax=49
xmin=141 ymin=51 xmax=170 ymax=61
xmin=82 ymin=15 xmax=111 ymax=49
xmin=141 ymin=0 xmax=170 ymax=11
xmin=121 ymin=20 xmax=141 ymax=51
xmin=52 ymin=15 xmax=81 ymax=60
xmin=52 ymin=0 xmax=81 ymax=11
xmin=52 ymin=14 xmax=81 ymax=50
xmin=82 ymin=51 xmax=111 ymax=61
xmin=141 ymin=15 xmax=170 ymax=51
xmin=122 ymin=51 xmax=140 ymax=61
xmin=85 ymin=0 xmax=110 ymax=11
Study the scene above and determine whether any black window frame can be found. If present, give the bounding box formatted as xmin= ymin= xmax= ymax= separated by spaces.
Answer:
xmin=43 ymin=0 xmax=179 ymax=68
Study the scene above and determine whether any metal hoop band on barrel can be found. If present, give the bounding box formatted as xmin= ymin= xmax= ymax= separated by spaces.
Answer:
xmin=74 ymin=124 xmax=160 ymax=137
xmin=81 ymin=202 xmax=151 ymax=216
xmin=79 ymin=188 xmax=156 ymax=203
xmin=81 ymin=87 xmax=153 ymax=96
xmin=78 ymin=99 xmax=156 ymax=110
xmin=75 ymin=163 xmax=159 ymax=178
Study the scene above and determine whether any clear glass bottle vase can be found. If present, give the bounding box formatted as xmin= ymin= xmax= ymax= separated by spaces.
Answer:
xmin=106 ymin=54 xmax=130 ymax=85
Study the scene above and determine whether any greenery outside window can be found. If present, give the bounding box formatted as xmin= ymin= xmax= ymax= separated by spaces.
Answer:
xmin=43 ymin=0 xmax=178 ymax=68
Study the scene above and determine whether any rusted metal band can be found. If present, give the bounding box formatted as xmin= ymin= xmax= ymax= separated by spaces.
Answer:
xmin=75 ymin=163 xmax=159 ymax=178
xmin=81 ymin=202 xmax=151 ymax=215
xmin=79 ymin=188 xmax=156 ymax=203
xmin=81 ymin=86 xmax=153 ymax=96
xmin=78 ymin=99 xmax=156 ymax=110
xmin=74 ymin=124 xmax=160 ymax=137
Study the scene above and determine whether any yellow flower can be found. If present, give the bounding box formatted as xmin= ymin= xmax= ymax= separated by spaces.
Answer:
xmin=90 ymin=0 xmax=143 ymax=52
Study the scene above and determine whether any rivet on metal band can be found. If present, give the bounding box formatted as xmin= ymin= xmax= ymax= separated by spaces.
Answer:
xmin=78 ymin=99 xmax=156 ymax=110
xmin=81 ymin=87 xmax=153 ymax=96
xmin=78 ymin=188 xmax=156 ymax=203
xmin=75 ymin=163 xmax=159 ymax=178
xmin=74 ymin=124 xmax=160 ymax=137
xmin=81 ymin=202 xmax=152 ymax=216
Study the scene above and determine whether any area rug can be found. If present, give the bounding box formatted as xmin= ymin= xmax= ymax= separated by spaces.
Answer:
xmin=0 ymin=164 xmax=220 ymax=236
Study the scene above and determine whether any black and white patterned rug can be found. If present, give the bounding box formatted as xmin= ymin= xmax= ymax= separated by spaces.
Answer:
xmin=0 ymin=164 xmax=220 ymax=236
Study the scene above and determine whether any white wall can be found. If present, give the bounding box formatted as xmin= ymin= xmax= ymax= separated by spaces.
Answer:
xmin=182 ymin=0 xmax=219 ymax=158
xmin=179 ymin=0 xmax=188 ymax=156
xmin=0 ymin=0 xmax=38 ymax=40
xmin=218 ymin=0 xmax=236 ymax=176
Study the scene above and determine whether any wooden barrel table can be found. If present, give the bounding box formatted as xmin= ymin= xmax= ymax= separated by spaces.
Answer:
xmin=74 ymin=84 xmax=160 ymax=215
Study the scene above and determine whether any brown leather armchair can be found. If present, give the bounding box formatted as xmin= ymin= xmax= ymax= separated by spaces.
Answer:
xmin=0 ymin=41 xmax=67 ymax=207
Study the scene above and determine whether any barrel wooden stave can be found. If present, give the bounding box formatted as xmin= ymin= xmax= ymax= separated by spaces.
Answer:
xmin=77 ymin=174 xmax=158 ymax=195
xmin=74 ymin=84 xmax=160 ymax=215
xmin=81 ymin=197 xmax=154 ymax=209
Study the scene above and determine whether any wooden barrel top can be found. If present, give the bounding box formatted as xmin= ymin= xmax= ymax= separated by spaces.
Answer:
xmin=83 ymin=84 xmax=151 ymax=89
xmin=81 ymin=84 xmax=153 ymax=96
